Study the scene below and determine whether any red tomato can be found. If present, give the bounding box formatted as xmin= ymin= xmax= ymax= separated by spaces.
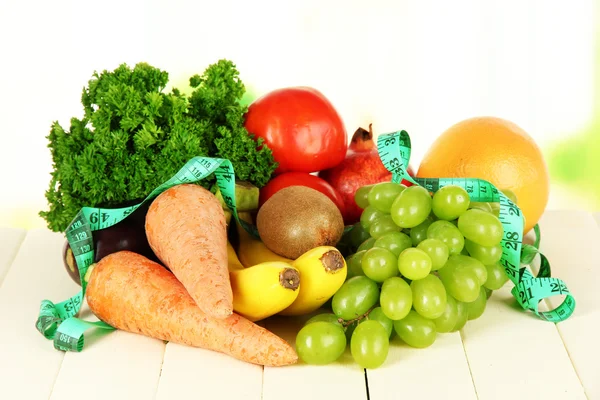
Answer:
xmin=244 ymin=87 xmax=347 ymax=174
xmin=259 ymin=172 xmax=346 ymax=215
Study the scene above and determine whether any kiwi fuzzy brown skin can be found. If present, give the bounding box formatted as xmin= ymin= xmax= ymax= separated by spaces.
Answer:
xmin=256 ymin=186 xmax=345 ymax=259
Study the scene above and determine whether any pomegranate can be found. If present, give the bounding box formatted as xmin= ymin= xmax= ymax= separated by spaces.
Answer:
xmin=318 ymin=124 xmax=414 ymax=225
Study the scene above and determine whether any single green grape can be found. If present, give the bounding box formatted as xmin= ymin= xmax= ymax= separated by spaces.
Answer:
xmin=426 ymin=220 xmax=465 ymax=255
xmin=368 ymin=182 xmax=407 ymax=213
xmin=360 ymin=206 xmax=388 ymax=230
xmin=357 ymin=237 xmax=377 ymax=252
xmin=296 ymin=321 xmax=347 ymax=365
xmin=484 ymin=261 xmax=509 ymax=290
xmin=501 ymin=189 xmax=518 ymax=205
xmin=469 ymin=202 xmax=493 ymax=213
xmin=466 ymin=287 xmax=488 ymax=320
xmin=365 ymin=307 xmax=394 ymax=338
xmin=332 ymin=276 xmax=380 ymax=320
xmin=380 ymin=276 xmax=413 ymax=320
xmin=305 ymin=313 xmax=343 ymax=328
xmin=345 ymin=250 xmax=366 ymax=279
xmin=390 ymin=186 xmax=433 ymax=228
xmin=355 ymin=185 xmax=375 ymax=209
xmin=398 ymin=248 xmax=432 ymax=280
xmin=457 ymin=209 xmax=504 ymax=247
xmin=489 ymin=202 xmax=500 ymax=218
xmin=464 ymin=239 xmax=503 ymax=265
xmin=485 ymin=287 xmax=493 ymax=299
xmin=411 ymin=274 xmax=448 ymax=319
xmin=362 ymin=247 xmax=399 ymax=282
xmin=349 ymin=222 xmax=372 ymax=249
xmin=449 ymin=255 xmax=488 ymax=286
xmin=433 ymin=295 xmax=459 ymax=333
xmin=373 ymin=231 xmax=413 ymax=257
xmin=351 ymin=320 xmax=390 ymax=369
xmin=393 ymin=310 xmax=437 ymax=348
xmin=431 ymin=185 xmax=470 ymax=220
xmin=369 ymin=215 xmax=401 ymax=239
xmin=410 ymin=217 xmax=434 ymax=246
xmin=417 ymin=238 xmax=449 ymax=270
xmin=451 ymin=300 xmax=469 ymax=331
xmin=437 ymin=257 xmax=480 ymax=303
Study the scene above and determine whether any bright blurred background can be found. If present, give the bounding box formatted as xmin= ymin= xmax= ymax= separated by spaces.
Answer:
xmin=0 ymin=0 xmax=598 ymax=230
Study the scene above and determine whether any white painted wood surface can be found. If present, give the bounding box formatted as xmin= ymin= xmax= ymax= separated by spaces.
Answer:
xmin=50 ymin=327 xmax=165 ymax=400
xmin=461 ymin=284 xmax=586 ymax=400
xmin=263 ymin=314 xmax=368 ymax=400
xmin=156 ymin=342 xmax=263 ymax=400
xmin=1 ymin=209 xmax=599 ymax=400
xmin=0 ymin=226 xmax=25 ymax=286
xmin=0 ymin=229 xmax=75 ymax=400
xmin=367 ymin=332 xmax=477 ymax=400
xmin=538 ymin=210 xmax=600 ymax=400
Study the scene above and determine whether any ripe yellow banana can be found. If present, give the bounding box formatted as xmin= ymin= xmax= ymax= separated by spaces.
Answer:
xmin=235 ymin=211 xmax=293 ymax=267
xmin=279 ymin=246 xmax=347 ymax=316
xmin=227 ymin=241 xmax=300 ymax=322
xmin=227 ymin=240 xmax=246 ymax=271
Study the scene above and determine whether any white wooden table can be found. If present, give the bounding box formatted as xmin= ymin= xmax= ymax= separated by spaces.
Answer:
xmin=0 ymin=209 xmax=598 ymax=400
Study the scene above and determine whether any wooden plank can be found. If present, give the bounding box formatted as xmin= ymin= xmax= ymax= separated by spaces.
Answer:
xmin=367 ymin=332 xmax=477 ymax=400
xmin=50 ymin=316 xmax=165 ymax=400
xmin=460 ymin=284 xmax=586 ymax=400
xmin=538 ymin=210 xmax=600 ymax=318
xmin=537 ymin=209 xmax=600 ymax=400
xmin=155 ymin=343 xmax=263 ymax=400
xmin=0 ymin=226 xmax=26 ymax=286
xmin=0 ymin=229 xmax=79 ymax=400
xmin=262 ymin=314 xmax=368 ymax=400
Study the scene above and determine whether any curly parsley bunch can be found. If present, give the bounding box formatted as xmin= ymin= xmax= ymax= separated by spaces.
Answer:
xmin=41 ymin=60 xmax=276 ymax=232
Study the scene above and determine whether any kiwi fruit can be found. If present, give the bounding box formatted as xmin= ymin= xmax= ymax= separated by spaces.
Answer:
xmin=256 ymin=186 xmax=345 ymax=259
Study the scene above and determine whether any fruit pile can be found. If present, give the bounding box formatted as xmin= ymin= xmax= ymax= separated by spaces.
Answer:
xmin=295 ymin=182 xmax=512 ymax=369
xmin=42 ymin=63 xmax=570 ymax=369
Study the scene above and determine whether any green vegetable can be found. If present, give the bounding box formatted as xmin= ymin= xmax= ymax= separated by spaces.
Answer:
xmin=40 ymin=60 xmax=277 ymax=232
xmin=215 ymin=181 xmax=259 ymax=212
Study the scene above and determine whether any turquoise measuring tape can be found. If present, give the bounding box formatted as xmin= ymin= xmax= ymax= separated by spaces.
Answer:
xmin=35 ymin=157 xmax=258 ymax=351
xmin=376 ymin=130 xmax=575 ymax=322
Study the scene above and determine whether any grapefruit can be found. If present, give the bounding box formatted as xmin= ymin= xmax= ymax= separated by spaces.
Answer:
xmin=416 ymin=116 xmax=549 ymax=234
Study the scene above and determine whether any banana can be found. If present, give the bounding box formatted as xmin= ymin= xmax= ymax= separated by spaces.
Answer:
xmin=224 ymin=210 xmax=232 ymax=227
xmin=235 ymin=211 xmax=293 ymax=267
xmin=233 ymin=212 xmax=346 ymax=317
xmin=227 ymin=241 xmax=300 ymax=322
xmin=227 ymin=240 xmax=245 ymax=271
xmin=279 ymin=246 xmax=347 ymax=316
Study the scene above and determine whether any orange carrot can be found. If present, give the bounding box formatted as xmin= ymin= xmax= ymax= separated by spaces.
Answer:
xmin=86 ymin=251 xmax=298 ymax=367
xmin=145 ymin=184 xmax=232 ymax=319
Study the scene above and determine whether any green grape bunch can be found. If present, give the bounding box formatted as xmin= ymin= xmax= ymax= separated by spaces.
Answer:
xmin=296 ymin=182 xmax=511 ymax=369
